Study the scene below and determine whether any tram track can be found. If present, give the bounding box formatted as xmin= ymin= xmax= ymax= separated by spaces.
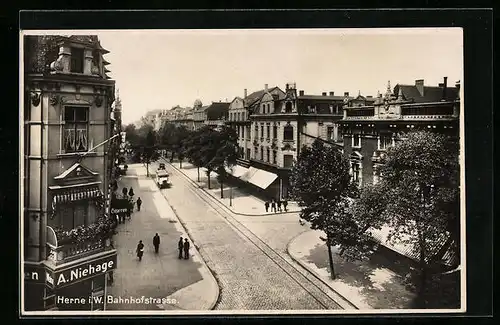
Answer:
xmin=162 ymin=160 xmax=358 ymax=310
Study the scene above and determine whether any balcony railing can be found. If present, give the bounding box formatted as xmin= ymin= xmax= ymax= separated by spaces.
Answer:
xmin=401 ymin=105 xmax=454 ymax=116
xmin=346 ymin=108 xmax=375 ymax=117
xmin=46 ymin=238 xmax=108 ymax=265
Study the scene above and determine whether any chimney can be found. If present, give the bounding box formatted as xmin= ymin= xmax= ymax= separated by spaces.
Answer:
xmin=442 ymin=76 xmax=448 ymax=100
xmin=299 ymin=90 xmax=305 ymax=96
xmin=344 ymin=92 xmax=349 ymax=97
xmin=244 ymin=88 xmax=247 ymax=98
xmin=265 ymin=84 xmax=268 ymax=91
xmin=329 ymin=91 xmax=334 ymax=96
xmin=415 ymin=79 xmax=424 ymax=96
xmin=322 ymin=92 xmax=327 ymax=96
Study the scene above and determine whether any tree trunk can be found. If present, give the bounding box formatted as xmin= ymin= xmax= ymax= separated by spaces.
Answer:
xmin=327 ymin=235 xmax=336 ymax=279
xmin=146 ymin=161 xmax=149 ymax=177
xmin=207 ymin=171 xmax=211 ymax=189
xmin=416 ymin=204 xmax=428 ymax=308
xmin=220 ymin=179 xmax=224 ymax=198
xmin=179 ymin=159 xmax=182 ymax=169
xmin=197 ymin=167 xmax=200 ymax=182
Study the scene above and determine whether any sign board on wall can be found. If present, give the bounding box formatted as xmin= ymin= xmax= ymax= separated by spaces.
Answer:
xmin=110 ymin=198 xmax=130 ymax=215
xmin=45 ymin=253 xmax=117 ymax=289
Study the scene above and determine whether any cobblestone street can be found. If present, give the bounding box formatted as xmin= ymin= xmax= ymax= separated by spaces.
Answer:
xmin=157 ymin=161 xmax=346 ymax=310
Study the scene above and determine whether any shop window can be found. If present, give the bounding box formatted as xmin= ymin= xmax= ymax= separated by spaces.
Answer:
xmin=273 ymin=150 xmax=277 ymax=164
xmin=327 ymin=126 xmax=334 ymax=141
xmin=70 ymin=47 xmax=84 ymax=73
xmin=285 ymin=102 xmax=293 ymax=113
xmin=43 ymin=287 xmax=56 ymax=310
xmin=379 ymin=134 xmax=392 ymax=150
xmin=64 ymin=106 xmax=89 ymax=153
xmin=60 ymin=203 xmax=89 ymax=230
xmin=283 ymin=125 xmax=294 ymax=141
xmin=283 ymin=155 xmax=294 ymax=168
xmin=351 ymin=162 xmax=361 ymax=185
xmin=352 ymin=134 xmax=361 ymax=148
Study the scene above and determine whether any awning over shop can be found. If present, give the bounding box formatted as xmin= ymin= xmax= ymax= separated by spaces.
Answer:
xmin=248 ymin=169 xmax=278 ymax=190
xmin=239 ymin=167 xmax=259 ymax=182
xmin=225 ymin=165 xmax=250 ymax=178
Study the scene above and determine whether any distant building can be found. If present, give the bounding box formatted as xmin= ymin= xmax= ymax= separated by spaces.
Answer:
xmin=341 ymin=77 xmax=460 ymax=186
xmin=23 ymin=35 xmax=117 ymax=311
xmin=205 ymin=101 xmax=230 ymax=130
xmin=192 ymin=100 xmax=206 ymax=131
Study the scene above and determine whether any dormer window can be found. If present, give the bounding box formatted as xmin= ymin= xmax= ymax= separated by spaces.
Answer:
xmin=70 ymin=47 xmax=84 ymax=73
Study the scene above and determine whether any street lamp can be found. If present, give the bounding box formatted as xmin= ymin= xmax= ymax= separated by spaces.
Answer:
xmin=229 ymin=165 xmax=234 ymax=207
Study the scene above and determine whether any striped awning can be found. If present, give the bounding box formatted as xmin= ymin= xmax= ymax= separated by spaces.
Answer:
xmin=52 ymin=186 xmax=103 ymax=206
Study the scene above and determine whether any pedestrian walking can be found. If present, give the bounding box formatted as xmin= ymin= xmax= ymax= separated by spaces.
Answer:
xmin=183 ymin=238 xmax=190 ymax=260
xmin=271 ymin=199 xmax=276 ymax=213
xmin=136 ymin=240 xmax=144 ymax=261
xmin=122 ymin=187 xmax=128 ymax=198
xmin=264 ymin=201 xmax=269 ymax=212
xmin=277 ymin=199 xmax=282 ymax=212
xmin=283 ymin=199 xmax=288 ymax=212
xmin=128 ymin=187 xmax=135 ymax=198
xmin=178 ymin=237 xmax=184 ymax=259
xmin=153 ymin=233 xmax=160 ymax=254
xmin=136 ymin=197 xmax=142 ymax=211
xmin=108 ymin=271 xmax=114 ymax=285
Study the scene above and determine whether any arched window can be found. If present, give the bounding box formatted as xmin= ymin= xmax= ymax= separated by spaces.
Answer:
xmin=283 ymin=124 xmax=294 ymax=141
xmin=285 ymin=102 xmax=293 ymax=113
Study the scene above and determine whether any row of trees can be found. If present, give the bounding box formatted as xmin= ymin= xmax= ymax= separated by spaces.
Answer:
xmin=123 ymin=121 xmax=239 ymax=195
xmin=289 ymin=131 xmax=460 ymax=308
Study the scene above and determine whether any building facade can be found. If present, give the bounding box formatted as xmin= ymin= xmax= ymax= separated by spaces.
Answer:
xmin=341 ymin=78 xmax=460 ymax=187
xmin=192 ymin=100 xmax=207 ymax=131
xmin=205 ymin=101 xmax=230 ymax=130
xmin=23 ymin=35 xmax=117 ymax=311
xmin=227 ymin=83 xmax=349 ymax=200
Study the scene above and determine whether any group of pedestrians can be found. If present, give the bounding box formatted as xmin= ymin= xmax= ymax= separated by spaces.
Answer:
xmin=135 ymin=234 xmax=191 ymax=261
xmin=115 ymin=187 xmax=142 ymax=224
xmin=264 ymin=198 xmax=288 ymax=213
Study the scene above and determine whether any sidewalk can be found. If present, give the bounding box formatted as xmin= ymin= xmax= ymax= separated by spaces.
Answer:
xmin=107 ymin=163 xmax=219 ymax=311
xmin=287 ymin=230 xmax=417 ymax=309
xmin=165 ymin=160 xmax=301 ymax=216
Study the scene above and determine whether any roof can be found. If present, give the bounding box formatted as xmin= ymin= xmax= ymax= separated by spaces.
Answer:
xmin=298 ymin=95 xmax=352 ymax=101
xmin=24 ymin=35 xmax=111 ymax=74
xmin=206 ymin=102 xmax=230 ymax=120
xmin=394 ymin=84 xmax=458 ymax=103
xmin=244 ymin=86 xmax=280 ymax=107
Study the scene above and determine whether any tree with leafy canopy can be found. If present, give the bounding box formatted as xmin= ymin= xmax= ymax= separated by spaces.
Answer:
xmin=195 ymin=126 xmax=220 ymax=189
xmin=173 ymin=125 xmax=191 ymax=168
xmin=289 ymin=138 xmax=359 ymax=279
xmin=209 ymin=126 xmax=238 ymax=198
xmin=354 ymin=130 xmax=460 ymax=308
xmin=184 ymin=127 xmax=206 ymax=182
xmin=136 ymin=125 xmax=160 ymax=177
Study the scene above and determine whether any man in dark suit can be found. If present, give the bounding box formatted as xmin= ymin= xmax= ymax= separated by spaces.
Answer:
xmin=153 ymin=233 xmax=160 ymax=254
xmin=178 ymin=237 xmax=184 ymax=259
xmin=183 ymin=238 xmax=190 ymax=260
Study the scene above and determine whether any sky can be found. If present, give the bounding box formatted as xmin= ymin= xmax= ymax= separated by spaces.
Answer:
xmin=27 ymin=29 xmax=463 ymax=124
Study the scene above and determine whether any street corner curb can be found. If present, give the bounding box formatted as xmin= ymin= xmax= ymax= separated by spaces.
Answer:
xmin=194 ymin=245 xmax=221 ymax=310
xmin=285 ymin=231 xmax=361 ymax=310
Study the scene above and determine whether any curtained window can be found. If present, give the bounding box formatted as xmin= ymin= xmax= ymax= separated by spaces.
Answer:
xmin=64 ymin=106 xmax=89 ymax=153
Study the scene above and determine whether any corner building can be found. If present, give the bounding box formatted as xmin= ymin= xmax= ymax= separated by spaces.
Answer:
xmin=23 ymin=35 xmax=117 ymax=311
xmin=229 ymin=83 xmax=349 ymax=200
xmin=341 ymin=78 xmax=460 ymax=187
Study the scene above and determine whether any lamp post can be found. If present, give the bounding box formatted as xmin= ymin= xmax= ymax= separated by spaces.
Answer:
xmin=229 ymin=165 xmax=234 ymax=207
